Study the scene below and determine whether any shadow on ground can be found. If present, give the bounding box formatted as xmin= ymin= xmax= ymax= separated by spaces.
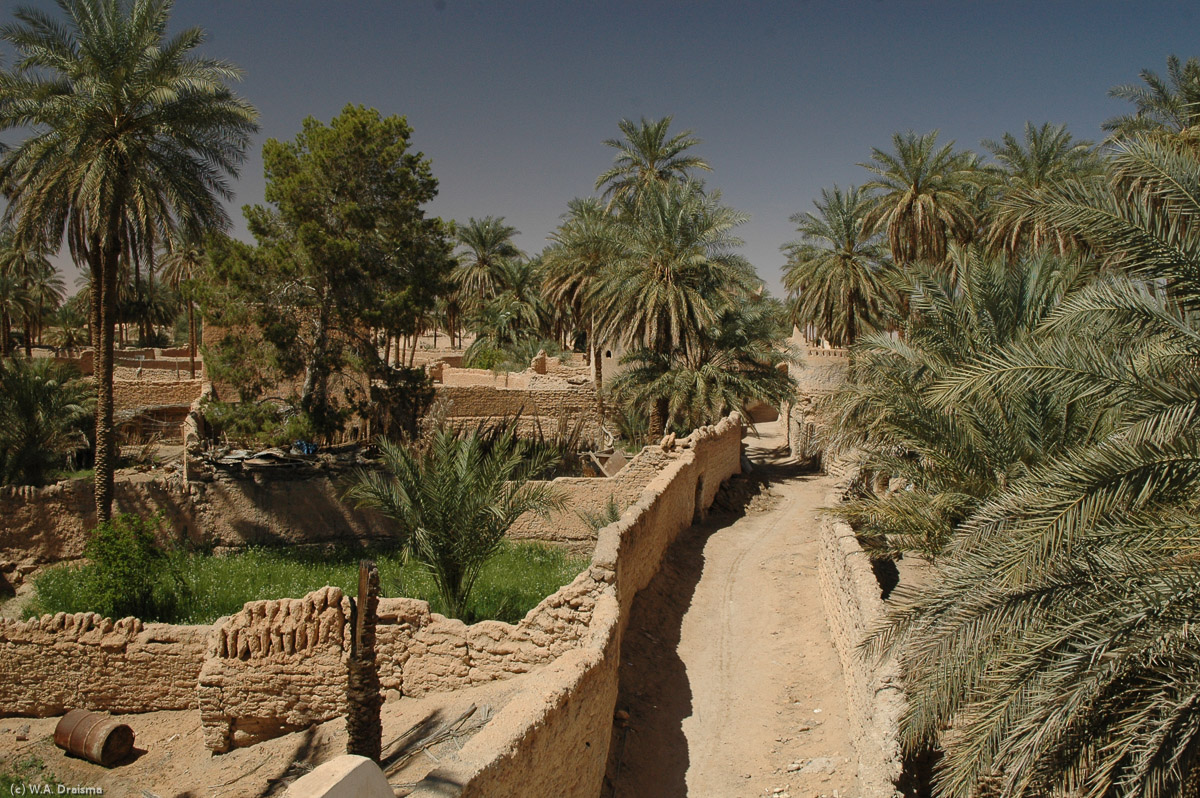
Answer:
xmin=602 ymin=442 xmax=818 ymax=797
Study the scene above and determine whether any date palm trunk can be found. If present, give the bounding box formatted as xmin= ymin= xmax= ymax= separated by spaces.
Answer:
xmin=91 ymin=232 xmax=120 ymax=524
xmin=188 ymin=300 xmax=196 ymax=379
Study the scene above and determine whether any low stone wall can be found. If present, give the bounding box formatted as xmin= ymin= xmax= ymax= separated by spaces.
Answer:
xmin=817 ymin=479 xmax=905 ymax=797
xmin=0 ymin=614 xmax=208 ymax=716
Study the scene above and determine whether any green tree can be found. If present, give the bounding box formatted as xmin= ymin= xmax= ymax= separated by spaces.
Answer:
xmin=596 ymin=116 xmax=711 ymax=208
xmin=159 ymin=233 xmax=205 ymax=377
xmin=982 ymin=121 xmax=1103 ymax=257
xmin=542 ymin=197 xmax=623 ymax=386
xmin=0 ymin=229 xmax=58 ymax=355
xmin=0 ymin=357 xmax=92 ymax=486
xmin=860 ymin=130 xmax=980 ymax=267
xmin=207 ymin=104 xmax=453 ymax=434
xmin=452 ymin=216 xmax=521 ymax=309
xmin=1104 ymin=54 xmax=1200 ymax=139
xmin=0 ymin=0 xmax=257 ymax=522
xmin=782 ymin=185 xmax=897 ymax=346
xmin=611 ymin=298 xmax=796 ymax=433
xmin=346 ymin=427 xmax=563 ymax=619
xmin=860 ymin=134 xmax=1200 ymax=796
xmin=0 ymin=268 xmax=32 ymax=357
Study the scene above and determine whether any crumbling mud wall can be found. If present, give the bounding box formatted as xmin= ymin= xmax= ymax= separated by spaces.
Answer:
xmin=198 ymin=587 xmax=353 ymax=752
xmin=817 ymin=477 xmax=905 ymax=797
xmin=0 ymin=614 xmax=209 ymax=716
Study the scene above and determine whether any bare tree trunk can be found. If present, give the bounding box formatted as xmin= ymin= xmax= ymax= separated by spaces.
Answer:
xmin=23 ymin=311 xmax=32 ymax=357
xmin=93 ymin=237 xmax=119 ymax=524
xmin=187 ymin=301 xmax=196 ymax=379
xmin=347 ymin=560 xmax=382 ymax=762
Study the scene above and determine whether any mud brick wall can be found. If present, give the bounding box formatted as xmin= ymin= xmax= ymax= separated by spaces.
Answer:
xmin=0 ymin=614 xmax=208 ymax=716
xmin=817 ymin=477 xmax=905 ymax=797
xmin=505 ymin=448 xmax=672 ymax=546
xmin=406 ymin=414 xmax=745 ymax=798
xmin=0 ymin=479 xmax=195 ymax=576
xmin=436 ymin=383 xmax=603 ymax=444
xmin=197 ymin=587 xmax=352 ymax=753
xmin=112 ymin=378 xmax=204 ymax=412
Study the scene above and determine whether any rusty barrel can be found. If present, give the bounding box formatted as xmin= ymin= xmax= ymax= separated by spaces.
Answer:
xmin=53 ymin=709 xmax=134 ymax=767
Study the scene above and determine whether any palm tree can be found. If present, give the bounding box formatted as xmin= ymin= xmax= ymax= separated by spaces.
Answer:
xmin=982 ymin=121 xmax=1104 ymax=257
xmin=345 ymin=426 xmax=563 ymax=619
xmin=1103 ymin=54 xmax=1200 ymax=139
xmin=0 ymin=0 xmax=257 ymax=522
xmin=0 ymin=268 xmax=32 ymax=357
xmin=595 ymin=116 xmax=711 ymax=208
xmin=452 ymin=216 xmax=521 ymax=309
xmin=592 ymin=180 xmax=754 ymax=437
xmin=160 ymin=233 xmax=205 ymax=377
xmin=860 ymin=130 xmax=980 ymax=268
xmin=782 ymin=185 xmax=898 ymax=346
xmin=858 ymin=134 xmax=1200 ymax=796
xmin=541 ymin=197 xmax=622 ymax=384
xmin=611 ymin=298 xmax=796 ymax=434
xmin=0 ymin=229 xmax=56 ymax=355
xmin=0 ymin=357 xmax=93 ymax=486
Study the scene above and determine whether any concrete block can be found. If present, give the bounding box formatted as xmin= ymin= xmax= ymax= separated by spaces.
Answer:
xmin=285 ymin=755 xmax=392 ymax=798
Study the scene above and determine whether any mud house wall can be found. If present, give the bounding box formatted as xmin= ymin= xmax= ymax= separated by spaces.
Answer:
xmin=817 ymin=480 xmax=905 ymax=796
xmin=0 ymin=615 xmax=208 ymax=717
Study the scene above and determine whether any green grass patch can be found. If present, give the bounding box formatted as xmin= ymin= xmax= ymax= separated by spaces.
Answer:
xmin=0 ymin=756 xmax=61 ymax=793
xmin=28 ymin=541 xmax=588 ymax=626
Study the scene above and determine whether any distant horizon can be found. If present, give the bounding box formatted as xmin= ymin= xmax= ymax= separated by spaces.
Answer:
xmin=4 ymin=0 xmax=1198 ymax=296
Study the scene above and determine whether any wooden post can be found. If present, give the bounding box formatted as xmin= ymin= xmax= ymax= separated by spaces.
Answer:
xmin=347 ymin=559 xmax=382 ymax=762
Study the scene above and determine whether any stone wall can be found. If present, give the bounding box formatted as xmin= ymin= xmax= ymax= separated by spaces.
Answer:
xmin=817 ymin=478 xmax=905 ymax=797
xmin=0 ymin=614 xmax=208 ymax=716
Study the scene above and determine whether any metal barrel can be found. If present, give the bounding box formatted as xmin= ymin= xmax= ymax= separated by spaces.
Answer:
xmin=53 ymin=709 xmax=135 ymax=767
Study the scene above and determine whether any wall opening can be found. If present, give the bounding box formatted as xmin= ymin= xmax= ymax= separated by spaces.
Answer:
xmin=693 ymin=476 xmax=706 ymax=524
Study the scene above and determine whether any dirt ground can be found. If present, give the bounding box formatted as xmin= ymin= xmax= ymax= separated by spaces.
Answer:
xmin=0 ymin=674 xmax=526 ymax=798
xmin=605 ymin=421 xmax=859 ymax=798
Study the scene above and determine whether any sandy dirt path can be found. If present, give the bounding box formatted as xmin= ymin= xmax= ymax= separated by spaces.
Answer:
xmin=605 ymin=421 xmax=859 ymax=798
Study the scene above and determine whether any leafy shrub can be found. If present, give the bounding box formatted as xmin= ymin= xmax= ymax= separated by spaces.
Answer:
xmin=39 ymin=514 xmax=189 ymax=621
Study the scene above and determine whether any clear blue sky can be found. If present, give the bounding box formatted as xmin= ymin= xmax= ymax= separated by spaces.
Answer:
xmin=7 ymin=0 xmax=1200 ymax=294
